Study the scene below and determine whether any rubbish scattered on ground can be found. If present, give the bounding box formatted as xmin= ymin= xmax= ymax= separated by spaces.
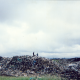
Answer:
xmin=0 ymin=54 xmax=80 ymax=79
xmin=0 ymin=55 xmax=61 ymax=77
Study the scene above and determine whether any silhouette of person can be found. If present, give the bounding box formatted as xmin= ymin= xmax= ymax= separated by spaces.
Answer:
xmin=33 ymin=52 xmax=34 ymax=56
xmin=37 ymin=53 xmax=38 ymax=56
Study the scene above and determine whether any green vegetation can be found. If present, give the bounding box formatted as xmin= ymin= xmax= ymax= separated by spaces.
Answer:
xmin=52 ymin=59 xmax=59 ymax=63
xmin=0 ymin=76 xmax=30 ymax=80
xmin=0 ymin=75 xmax=63 ymax=80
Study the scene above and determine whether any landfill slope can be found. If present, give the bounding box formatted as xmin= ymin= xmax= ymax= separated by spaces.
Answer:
xmin=1 ymin=55 xmax=80 ymax=79
xmin=58 ymin=58 xmax=80 ymax=79
xmin=51 ymin=58 xmax=80 ymax=79
xmin=0 ymin=55 xmax=61 ymax=77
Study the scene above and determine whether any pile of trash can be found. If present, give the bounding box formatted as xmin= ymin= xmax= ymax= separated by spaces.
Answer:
xmin=51 ymin=58 xmax=80 ymax=79
xmin=61 ymin=61 xmax=80 ymax=79
xmin=1 ymin=54 xmax=80 ymax=79
xmin=0 ymin=54 xmax=61 ymax=77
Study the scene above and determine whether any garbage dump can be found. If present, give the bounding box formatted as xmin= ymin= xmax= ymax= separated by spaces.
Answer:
xmin=0 ymin=55 xmax=61 ymax=77
xmin=61 ymin=61 xmax=80 ymax=79
xmin=51 ymin=58 xmax=80 ymax=79
xmin=0 ymin=55 xmax=80 ymax=79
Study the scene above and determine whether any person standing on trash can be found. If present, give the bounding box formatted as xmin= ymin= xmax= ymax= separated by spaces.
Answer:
xmin=37 ymin=53 xmax=38 ymax=56
xmin=33 ymin=52 xmax=34 ymax=56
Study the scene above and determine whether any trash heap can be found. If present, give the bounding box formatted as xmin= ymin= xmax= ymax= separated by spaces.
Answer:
xmin=0 ymin=55 xmax=61 ymax=76
xmin=1 ymin=55 xmax=80 ymax=79
xmin=61 ymin=61 xmax=80 ymax=79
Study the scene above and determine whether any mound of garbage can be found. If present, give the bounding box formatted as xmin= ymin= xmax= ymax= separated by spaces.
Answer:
xmin=0 ymin=55 xmax=61 ymax=77
xmin=61 ymin=60 xmax=80 ymax=79
xmin=51 ymin=58 xmax=80 ymax=79
xmin=1 ymin=54 xmax=80 ymax=79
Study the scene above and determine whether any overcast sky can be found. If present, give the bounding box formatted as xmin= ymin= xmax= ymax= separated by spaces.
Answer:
xmin=0 ymin=0 xmax=80 ymax=58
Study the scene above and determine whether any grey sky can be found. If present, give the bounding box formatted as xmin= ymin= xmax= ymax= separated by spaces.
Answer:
xmin=0 ymin=1 xmax=80 ymax=58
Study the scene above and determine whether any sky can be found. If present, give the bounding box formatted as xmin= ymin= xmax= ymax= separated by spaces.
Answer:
xmin=0 ymin=0 xmax=80 ymax=58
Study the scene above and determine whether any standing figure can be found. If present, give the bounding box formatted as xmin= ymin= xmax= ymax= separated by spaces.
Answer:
xmin=37 ymin=53 xmax=38 ymax=56
xmin=33 ymin=52 xmax=34 ymax=56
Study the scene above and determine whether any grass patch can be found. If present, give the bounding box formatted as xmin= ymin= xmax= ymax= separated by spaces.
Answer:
xmin=0 ymin=76 xmax=30 ymax=80
xmin=0 ymin=75 xmax=63 ymax=80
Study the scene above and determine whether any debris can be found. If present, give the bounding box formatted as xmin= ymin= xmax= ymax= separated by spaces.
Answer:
xmin=0 ymin=54 xmax=80 ymax=79
xmin=0 ymin=55 xmax=60 ymax=76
